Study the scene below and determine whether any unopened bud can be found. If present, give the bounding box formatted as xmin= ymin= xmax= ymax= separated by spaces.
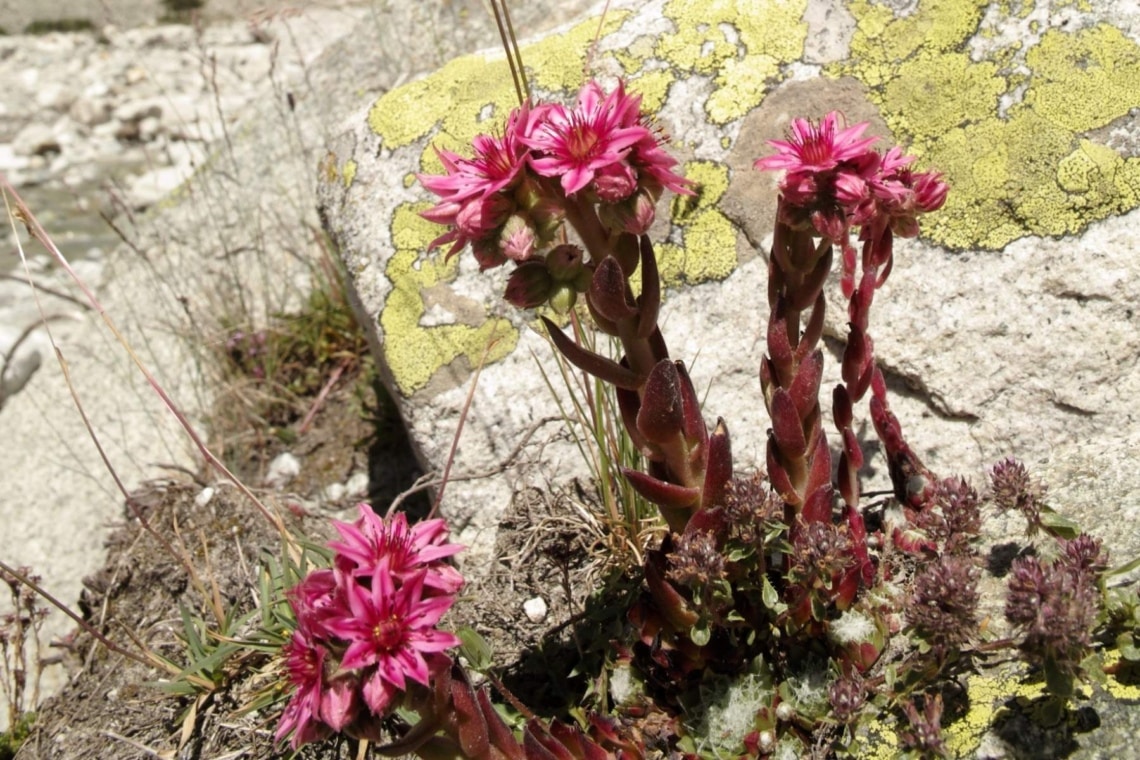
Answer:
xmin=598 ymin=189 xmax=657 ymax=235
xmin=549 ymin=284 xmax=578 ymax=314
xmin=500 ymin=214 xmax=538 ymax=262
xmin=757 ymin=730 xmax=775 ymax=752
xmin=546 ymin=244 xmax=585 ymax=284
xmin=504 ymin=261 xmax=553 ymax=309
xmin=592 ymin=161 xmax=637 ymax=203
xmin=471 ymin=236 xmax=507 ymax=270
xmin=529 ymin=198 xmax=565 ymax=242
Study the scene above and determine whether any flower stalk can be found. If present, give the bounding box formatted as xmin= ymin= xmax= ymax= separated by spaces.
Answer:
xmin=419 ymin=80 xmax=731 ymax=534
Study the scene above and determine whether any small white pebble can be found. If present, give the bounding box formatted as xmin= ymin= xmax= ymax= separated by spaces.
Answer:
xmin=345 ymin=471 xmax=370 ymax=498
xmin=323 ymin=483 xmax=346 ymax=503
xmin=522 ymin=596 xmax=548 ymax=623
xmin=193 ymin=487 xmax=215 ymax=508
xmin=265 ymin=452 xmax=301 ymax=488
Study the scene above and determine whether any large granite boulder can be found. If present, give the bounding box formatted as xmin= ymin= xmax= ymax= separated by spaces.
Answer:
xmin=319 ymin=0 xmax=1140 ymax=569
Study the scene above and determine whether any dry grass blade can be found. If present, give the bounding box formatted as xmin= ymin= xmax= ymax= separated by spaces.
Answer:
xmin=0 ymin=559 xmax=154 ymax=671
xmin=0 ymin=176 xmax=289 ymax=542
xmin=423 ymin=323 xmax=504 ymax=520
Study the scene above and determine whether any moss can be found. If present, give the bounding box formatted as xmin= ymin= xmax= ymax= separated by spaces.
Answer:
xmin=0 ymin=712 xmax=35 ymax=760
xmin=159 ymin=0 xmax=205 ymax=23
xmin=23 ymin=18 xmax=94 ymax=34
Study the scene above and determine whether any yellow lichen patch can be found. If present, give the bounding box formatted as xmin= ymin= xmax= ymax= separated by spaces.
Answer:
xmin=656 ymin=161 xmax=738 ymax=286
xmin=383 ymin=204 xmax=518 ymax=396
xmin=1025 ymin=24 xmax=1140 ymax=134
xmin=842 ymin=0 xmax=987 ymax=80
xmin=707 ymin=53 xmax=783 ymax=125
xmin=943 ymin=671 xmax=1044 ymax=756
xmin=837 ymin=0 xmax=1140 ymax=250
xmin=342 ymin=159 xmax=357 ymax=189
xmin=881 ymin=51 xmax=1005 ymax=151
xmin=850 ymin=667 xmax=1044 ymax=757
xmin=628 ymin=69 xmax=675 ymax=114
xmin=367 ymin=12 xmax=627 ymax=150
xmin=655 ymin=0 xmax=808 ymax=124
xmin=1101 ymin=649 xmax=1140 ymax=701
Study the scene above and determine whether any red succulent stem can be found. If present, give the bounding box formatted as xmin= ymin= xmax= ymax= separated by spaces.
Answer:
xmin=837 ymin=220 xmax=937 ymax=518
xmin=762 ymin=202 xmax=834 ymax=527
xmin=544 ymin=204 xmax=731 ymax=532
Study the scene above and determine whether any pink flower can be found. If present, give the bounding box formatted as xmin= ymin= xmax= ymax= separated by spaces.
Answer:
xmin=329 ymin=505 xmax=465 ymax=594
xmin=288 ymin=568 xmax=347 ymax=639
xmin=418 ymin=106 xmax=531 ymax=259
xmin=275 ymin=625 xmax=332 ymax=749
xmin=754 ymin=112 xmax=878 ymax=175
xmin=628 ymin=126 xmax=695 ymax=198
xmin=327 ymin=567 xmax=461 ymax=714
xmin=277 ymin=509 xmax=467 ymax=747
xmin=524 ymin=80 xmax=653 ymax=197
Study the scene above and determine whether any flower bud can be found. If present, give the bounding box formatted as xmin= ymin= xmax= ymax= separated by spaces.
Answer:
xmin=320 ymin=673 xmax=361 ymax=732
xmin=592 ymin=161 xmax=637 ymax=202
xmin=471 ymin=236 xmax=507 ymax=270
xmin=598 ymin=189 xmax=658 ymax=235
xmin=499 ymin=214 xmax=538 ymax=261
xmin=504 ymin=261 xmax=554 ymax=309
xmin=913 ymin=171 xmax=948 ymax=212
xmin=545 ymin=244 xmax=585 ymax=284
xmin=549 ymin=284 xmax=579 ymax=314
xmin=529 ymin=198 xmax=566 ymax=243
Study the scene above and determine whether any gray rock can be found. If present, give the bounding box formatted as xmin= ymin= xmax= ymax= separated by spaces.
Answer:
xmin=11 ymin=120 xmax=62 ymax=157
xmin=318 ymin=0 xmax=1140 ymax=589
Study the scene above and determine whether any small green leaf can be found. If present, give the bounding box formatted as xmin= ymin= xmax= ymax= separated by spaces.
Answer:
xmin=761 ymin=576 xmax=779 ymax=610
xmin=1117 ymin=632 xmax=1140 ymax=662
xmin=1081 ymin=652 xmax=1107 ymax=686
xmin=457 ymin=626 xmax=493 ymax=671
xmin=1105 ymin=554 xmax=1140 ymax=579
xmin=726 ymin=547 xmax=752 ymax=563
xmin=1039 ymin=509 xmax=1081 ymax=539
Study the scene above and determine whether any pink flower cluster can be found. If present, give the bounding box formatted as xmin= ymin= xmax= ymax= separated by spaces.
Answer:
xmin=755 ymin=112 xmax=948 ymax=244
xmin=419 ymin=80 xmax=692 ymax=271
xmin=275 ymin=505 xmax=464 ymax=749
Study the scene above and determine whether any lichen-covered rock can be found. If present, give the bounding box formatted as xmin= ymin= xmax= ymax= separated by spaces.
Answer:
xmin=319 ymin=0 xmax=1140 ymax=574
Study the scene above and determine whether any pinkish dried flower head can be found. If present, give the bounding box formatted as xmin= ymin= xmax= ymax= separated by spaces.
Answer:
xmin=900 ymin=693 xmax=946 ymax=756
xmin=1005 ymin=548 xmax=1101 ymax=672
xmin=989 ymin=458 xmax=1045 ymax=533
xmin=915 ymin=476 xmax=982 ymax=554
xmin=906 ymin=555 xmax=980 ymax=654
xmin=666 ymin=531 xmax=726 ymax=590
xmin=829 ymin=674 xmax=867 ymax=723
